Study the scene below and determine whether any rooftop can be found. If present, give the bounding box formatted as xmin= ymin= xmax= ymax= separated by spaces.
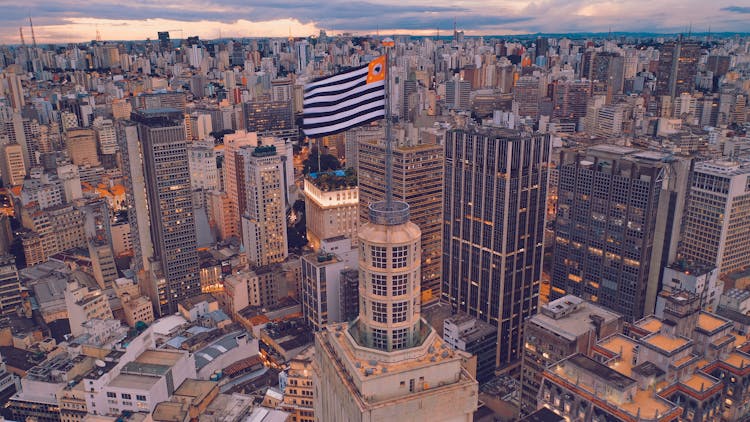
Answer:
xmin=566 ymin=353 xmax=635 ymax=390
xmin=551 ymin=354 xmax=677 ymax=420
xmin=198 ymin=393 xmax=254 ymax=422
xmin=724 ymin=352 xmax=750 ymax=369
xmin=531 ymin=296 xmax=621 ymax=342
xmin=598 ymin=334 xmax=639 ymax=376
xmin=680 ymin=373 xmax=720 ymax=393
xmin=641 ymin=333 xmax=692 ymax=355
xmin=635 ymin=317 xmax=663 ymax=334
xmin=173 ymin=379 xmax=217 ymax=404
xmin=195 ymin=331 xmax=248 ymax=370
xmin=152 ymin=400 xmax=188 ymax=422
xmin=108 ymin=373 xmax=161 ymax=390
xmin=696 ymin=312 xmax=732 ymax=334
xmin=135 ymin=350 xmax=184 ymax=367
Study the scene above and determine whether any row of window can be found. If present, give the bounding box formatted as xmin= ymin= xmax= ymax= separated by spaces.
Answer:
xmin=105 ymin=392 xmax=146 ymax=401
xmin=370 ymin=274 xmax=409 ymax=296
xmin=371 ymin=301 xmax=408 ymax=323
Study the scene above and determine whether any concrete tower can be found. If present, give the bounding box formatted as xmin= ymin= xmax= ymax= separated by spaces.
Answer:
xmin=314 ymin=44 xmax=478 ymax=422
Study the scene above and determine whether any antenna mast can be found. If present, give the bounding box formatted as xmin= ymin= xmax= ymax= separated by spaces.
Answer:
xmin=29 ymin=16 xmax=37 ymax=48
xmin=382 ymin=37 xmax=395 ymax=208
xmin=19 ymin=27 xmax=25 ymax=47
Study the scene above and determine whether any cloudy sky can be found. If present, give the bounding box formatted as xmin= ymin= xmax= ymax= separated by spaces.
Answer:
xmin=1 ymin=0 xmax=748 ymax=44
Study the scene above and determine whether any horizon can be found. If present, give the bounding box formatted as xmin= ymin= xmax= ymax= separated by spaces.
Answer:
xmin=4 ymin=30 xmax=749 ymax=47
xmin=3 ymin=0 xmax=750 ymax=45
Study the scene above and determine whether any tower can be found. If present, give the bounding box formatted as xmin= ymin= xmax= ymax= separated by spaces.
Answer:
xmin=314 ymin=43 xmax=478 ymax=422
xmin=237 ymin=144 xmax=288 ymax=267
xmin=442 ymin=128 xmax=550 ymax=373
xmin=679 ymin=159 xmax=750 ymax=275
xmin=358 ymin=138 xmax=444 ymax=303
xmin=550 ymin=145 xmax=671 ymax=322
xmin=131 ymin=109 xmax=201 ymax=316
xmin=656 ymin=36 xmax=700 ymax=98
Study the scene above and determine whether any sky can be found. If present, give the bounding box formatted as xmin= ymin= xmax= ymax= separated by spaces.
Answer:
xmin=0 ymin=0 xmax=748 ymax=44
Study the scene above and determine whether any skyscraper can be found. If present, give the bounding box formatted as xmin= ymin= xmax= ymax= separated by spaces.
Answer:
xmin=132 ymin=109 xmax=200 ymax=316
xmin=591 ymin=52 xmax=625 ymax=96
xmin=679 ymin=160 xmax=750 ymax=275
xmin=237 ymin=144 xmax=288 ymax=267
xmin=157 ymin=31 xmax=171 ymax=51
xmin=65 ymin=128 xmax=100 ymax=167
xmin=550 ymin=145 xmax=673 ymax=322
xmin=0 ymin=143 xmax=26 ymax=187
xmin=442 ymin=128 xmax=550 ymax=373
xmin=552 ymin=80 xmax=591 ymax=121
xmin=243 ymin=100 xmax=295 ymax=138
xmin=358 ymin=138 xmax=444 ymax=302
xmin=0 ymin=255 xmax=22 ymax=316
xmin=656 ymin=37 xmax=700 ymax=97
xmin=222 ymin=130 xmax=258 ymax=240
xmin=513 ymin=76 xmax=541 ymax=121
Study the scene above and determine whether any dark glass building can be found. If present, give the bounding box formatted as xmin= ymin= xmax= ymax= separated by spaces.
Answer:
xmin=442 ymin=127 xmax=550 ymax=374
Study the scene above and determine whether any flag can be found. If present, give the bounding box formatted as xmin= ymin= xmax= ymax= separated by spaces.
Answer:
xmin=302 ymin=56 xmax=386 ymax=138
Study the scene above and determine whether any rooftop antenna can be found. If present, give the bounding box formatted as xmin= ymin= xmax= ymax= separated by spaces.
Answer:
xmin=96 ymin=25 xmax=102 ymax=42
xmin=28 ymin=16 xmax=37 ymax=48
xmin=383 ymin=37 xmax=395 ymax=209
xmin=688 ymin=22 xmax=692 ymax=38
xmin=19 ymin=27 xmax=25 ymax=47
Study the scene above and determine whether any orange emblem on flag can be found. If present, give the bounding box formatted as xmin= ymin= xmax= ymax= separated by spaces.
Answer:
xmin=366 ymin=56 xmax=386 ymax=84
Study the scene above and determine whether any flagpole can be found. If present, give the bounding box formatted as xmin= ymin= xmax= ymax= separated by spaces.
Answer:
xmin=383 ymin=37 xmax=395 ymax=210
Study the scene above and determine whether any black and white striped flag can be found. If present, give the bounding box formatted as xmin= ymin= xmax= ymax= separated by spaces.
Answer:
xmin=302 ymin=56 xmax=386 ymax=138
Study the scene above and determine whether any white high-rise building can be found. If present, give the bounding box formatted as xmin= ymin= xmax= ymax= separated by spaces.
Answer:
xmin=238 ymin=144 xmax=288 ymax=267
xmin=680 ymin=159 xmax=750 ymax=275
xmin=94 ymin=117 xmax=118 ymax=154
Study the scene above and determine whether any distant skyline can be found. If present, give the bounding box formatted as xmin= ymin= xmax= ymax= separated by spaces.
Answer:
xmin=1 ymin=0 xmax=749 ymax=44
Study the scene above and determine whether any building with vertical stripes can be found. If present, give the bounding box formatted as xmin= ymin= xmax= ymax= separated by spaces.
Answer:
xmin=442 ymin=127 xmax=550 ymax=373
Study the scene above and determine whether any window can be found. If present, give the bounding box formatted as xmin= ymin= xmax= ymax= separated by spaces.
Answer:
xmin=392 ymin=328 xmax=408 ymax=350
xmin=392 ymin=245 xmax=408 ymax=268
xmin=372 ymin=301 xmax=387 ymax=323
xmin=121 ymin=393 xmax=131 ymax=400
xmin=371 ymin=274 xmax=387 ymax=296
xmin=392 ymin=274 xmax=408 ymax=296
xmin=371 ymin=246 xmax=387 ymax=268
xmin=106 ymin=392 xmax=116 ymax=398
xmin=373 ymin=328 xmax=387 ymax=349
xmin=136 ymin=395 xmax=146 ymax=401
xmin=392 ymin=301 xmax=408 ymax=323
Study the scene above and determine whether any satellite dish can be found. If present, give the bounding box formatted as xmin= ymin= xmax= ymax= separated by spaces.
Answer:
xmin=95 ymin=360 xmax=106 ymax=368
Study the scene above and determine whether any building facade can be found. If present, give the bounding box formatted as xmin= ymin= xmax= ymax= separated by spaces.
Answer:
xmin=358 ymin=139 xmax=444 ymax=302
xmin=550 ymin=145 xmax=670 ymax=322
xmin=133 ymin=109 xmax=201 ymax=316
xmin=237 ymin=144 xmax=288 ymax=267
xmin=442 ymin=128 xmax=550 ymax=373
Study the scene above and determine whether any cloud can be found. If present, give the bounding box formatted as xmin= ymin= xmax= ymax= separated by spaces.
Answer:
xmin=0 ymin=0 xmax=746 ymax=43
xmin=721 ymin=6 xmax=750 ymax=13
